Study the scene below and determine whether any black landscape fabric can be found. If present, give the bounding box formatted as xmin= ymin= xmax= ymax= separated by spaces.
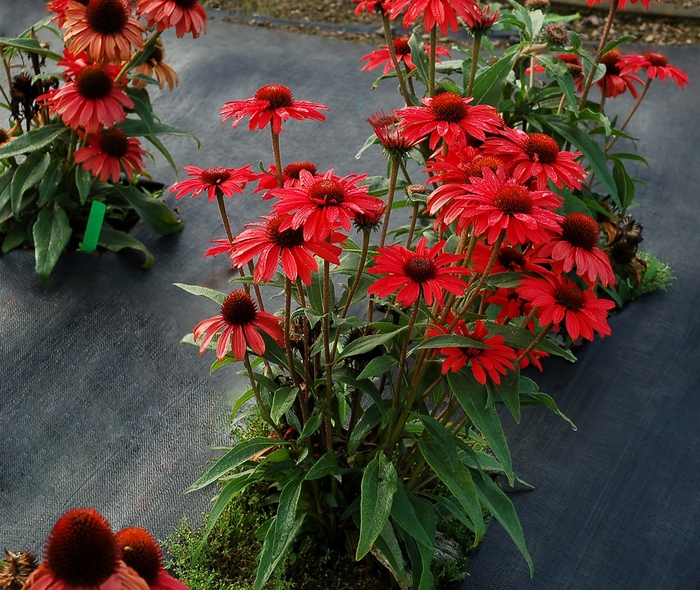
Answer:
xmin=1 ymin=4 xmax=699 ymax=590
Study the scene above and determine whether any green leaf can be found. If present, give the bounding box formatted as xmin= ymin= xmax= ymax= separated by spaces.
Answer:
xmin=0 ymin=37 xmax=62 ymax=61
xmin=32 ymin=204 xmax=71 ymax=283
xmin=357 ymin=451 xmax=397 ymax=560
xmin=98 ymin=224 xmax=155 ymax=269
xmin=485 ymin=322 xmax=576 ymax=362
xmin=271 ymin=386 xmax=298 ymax=424
xmin=173 ymin=282 xmax=226 ymax=305
xmin=305 ymin=451 xmax=340 ymax=480
xmin=522 ymin=391 xmax=577 ymax=430
xmin=348 ymin=404 xmax=383 ymax=454
xmin=185 ymin=437 xmax=287 ymax=492
xmin=601 ymin=35 xmax=637 ymax=57
xmin=537 ymin=114 xmax=620 ymax=209
xmin=418 ymin=438 xmax=485 ymax=543
xmin=231 ymin=388 xmax=255 ymax=418
xmin=408 ymin=31 xmax=430 ymax=87
xmin=448 ymin=370 xmax=514 ymax=485
xmin=499 ymin=365 xmax=521 ymax=423
xmin=118 ymin=184 xmax=183 ymax=235
xmin=415 ymin=413 xmax=459 ymax=471
xmin=298 ymin=414 xmax=323 ymax=441
xmin=0 ymin=169 xmax=14 ymax=213
xmin=414 ymin=334 xmax=488 ymax=352
xmin=398 ymin=498 xmax=436 ymax=590
xmin=0 ymin=125 xmax=68 ymax=159
xmin=390 ymin=479 xmax=434 ymax=549
xmin=254 ymin=478 xmax=305 ymax=590
xmin=355 ymin=133 xmax=378 ymax=159
xmin=75 ymin=164 xmax=93 ymax=205
xmin=2 ymin=222 xmax=26 ymax=254
xmin=11 ymin=151 xmax=50 ymax=218
xmin=612 ymin=158 xmax=635 ymax=213
xmin=374 ymin=520 xmax=407 ymax=583
xmin=37 ymin=159 xmax=63 ymax=207
xmin=337 ymin=328 xmax=403 ymax=360
xmin=471 ymin=44 xmax=519 ymax=106
xmin=357 ymin=355 xmax=397 ymax=380
xmin=486 ymin=272 xmax=523 ymax=289
xmin=474 ymin=469 xmax=533 ymax=576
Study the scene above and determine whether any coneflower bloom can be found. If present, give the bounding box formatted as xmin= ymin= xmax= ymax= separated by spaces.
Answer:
xmin=368 ymin=237 xmax=470 ymax=306
xmin=587 ymin=0 xmax=656 ymax=9
xmin=470 ymin=241 xmax=549 ymax=276
xmin=74 ymin=128 xmax=147 ymax=182
xmin=484 ymin=287 xmax=534 ymax=326
xmin=132 ymin=40 xmax=179 ymax=91
xmin=47 ymin=0 xmax=77 ymax=27
xmin=390 ymin=0 xmax=480 ymax=36
xmin=557 ymin=54 xmax=584 ymax=91
xmin=193 ymin=290 xmax=284 ymax=360
xmin=518 ymin=273 xmax=615 ymax=341
xmin=396 ymin=92 xmax=502 ymax=150
xmin=39 ymin=52 xmax=133 ymax=133
xmin=539 ymin=212 xmax=615 ymax=287
xmin=136 ymin=0 xmax=207 ymax=38
xmin=360 ymin=37 xmax=450 ymax=76
xmin=272 ymin=168 xmax=384 ymax=241
xmin=596 ymin=50 xmax=643 ymax=98
xmin=426 ymin=319 xmax=517 ymax=383
xmin=231 ymin=214 xmax=344 ymax=285
xmin=219 ymin=84 xmax=328 ymax=135
xmin=482 ymin=128 xmax=586 ymax=190
xmin=354 ymin=0 xmax=393 ymax=15
xmin=170 ymin=165 xmax=255 ymax=201
xmin=22 ymin=507 xmax=148 ymax=590
xmin=367 ymin=110 xmax=419 ymax=159
xmin=253 ymin=161 xmax=318 ymax=198
xmin=464 ymin=4 xmax=500 ymax=34
xmin=440 ymin=167 xmax=563 ymax=245
xmin=618 ymin=52 xmax=689 ymax=90
xmin=116 ymin=528 xmax=188 ymax=590
xmin=63 ymin=0 xmax=145 ymax=63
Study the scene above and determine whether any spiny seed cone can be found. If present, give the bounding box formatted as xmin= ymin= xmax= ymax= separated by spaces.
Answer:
xmin=45 ymin=508 xmax=120 ymax=587
xmin=430 ymin=93 xmax=467 ymax=123
xmin=116 ymin=528 xmax=162 ymax=585
xmin=0 ymin=550 xmax=38 ymax=590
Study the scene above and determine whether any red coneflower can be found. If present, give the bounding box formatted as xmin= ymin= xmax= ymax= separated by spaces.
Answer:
xmin=136 ymin=0 xmax=207 ymax=38
xmin=464 ymin=4 xmax=500 ymax=34
xmin=22 ymin=507 xmax=148 ymax=590
xmin=39 ymin=52 xmax=133 ymax=133
xmin=518 ymin=273 xmax=615 ymax=341
xmin=360 ymin=36 xmax=450 ymax=76
xmin=484 ymin=287 xmax=534 ymax=326
xmin=271 ymin=168 xmax=384 ymax=241
xmin=482 ymin=128 xmax=586 ymax=190
xmin=596 ymin=49 xmax=643 ymax=99
xmin=368 ymin=237 xmax=470 ymax=306
xmin=396 ymin=92 xmax=502 ymax=150
xmin=440 ymin=167 xmax=563 ymax=245
xmin=587 ymin=0 xmax=656 ymax=9
xmin=470 ymin=241 xmax=549 ymax=276
xmin=74 ymin=128 xmax=147 ymax=182
xmin=132 ymin=40 xmax=179 ymax=91
xmin=219 ymin=84 xmax=328 ymax=135
xmin=253 ymin=161 xmax=319 ymax=198
xmin=354 ymin=0 xmax=394 ymax=16
xmin=390 ymin=0 xmax=480 ymax=36
xmin=193 ymin=290 xmax=284 ymax=361
xmin=426 ymin=319 xmax=517 ymax=384
xmin=618 ymin=52 xmax=689 ymax=89
xmin=557 ymin=54 xmax=584 ymax=92
xmin=539 ymin=212 xmax=615 ymax=287
xmin=63 ymin=0 xmax=145 ymax=63
xmin=170 ymin=165 xmax=255 ymax=201
xmin=231 ymin=214 xmax=345 ymax=285
xmin=367 ymin=110 xmax=419 ymax=159
xmin=116 ymin=528 xmax=188 ymax=590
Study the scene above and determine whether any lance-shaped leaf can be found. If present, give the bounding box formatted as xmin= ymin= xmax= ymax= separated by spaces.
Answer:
xmin=390 ymin=479 xmax=433 ymax=549
xmin=33 ymin=204 xmax=72 ymax=283
xmin=471 ymin=45 xmax=520 ymax=107
xmin=413 ymin=334 xmax=488 ymax=352
xmin=173 ymin=283 xmax=226 ymax=305
xmin=0 ymin=125 xmax=68 ymax=159
xmin=11 ymin=151 xmax=50 ymax=218
xmin=98 ymin=225 xmax=155 ymax=269
xmin=357 ymin=451 xmax=397 ymax=560
xmin=498 ymin=365 xmax=521 ymax=423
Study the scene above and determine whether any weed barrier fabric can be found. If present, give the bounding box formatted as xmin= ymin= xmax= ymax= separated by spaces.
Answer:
xmin=0 ymin=8 xmax=399 ymax=553
xmin=0 ymin=5 xmax=698 ymax=588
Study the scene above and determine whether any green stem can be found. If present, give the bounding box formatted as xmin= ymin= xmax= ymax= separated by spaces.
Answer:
xmin=285 ymin=278 xmax=302 ymax=389
xmin=116 ymin=31 xmax=161 ymax=82
xmin=271 ymin=127 xmax=283 ymax=187
xmin=467 ymin=33 xmax=482 ymax=97
xmin=515 ymin=322 xmax=553 ymax=364
xmin=393 ymin=301 xmax=420 ymax=404
xmin=378 ymin=156 xmax=400 ymax=250
xmin=429 ymin=26 xmax=437 ymax=97
xmin=244 ymin=352 xmax=283 ymax=439
xmin=381 ymin=13 xmax=412 ymax=105
xmin=405 ymin=202 xmax=420 ymax=248
xmin=605 ymin=78 xmax=652 ymax=153
xmin=578 ymin=0 xmax=619 ymax=108
xmin=322 ymin=260 xmax=334 ymax=453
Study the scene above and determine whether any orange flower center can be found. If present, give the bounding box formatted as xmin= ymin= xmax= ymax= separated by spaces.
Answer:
xmin=466 ymin=156 xmax=502 ymax=178
xmin=254 ymin=84 xmax=294 ymax=110
xmin=644 ymin=52 xmax=667 ymax=67
xmin=430 ymin=92 xmax=467 ymax=123
xmin=403 ymin=256 xmax=436 ymax=283
xmin=393 ymin=37 xmax=411 ymax=56
xmin=221 ymin=290 xmax=257 ymax=325
xmin=554 ymin=283 xmax=585 ymax=311
xmin=267 ymin=215 xmax=305 ymax=248
xmin=46 ymin=508 xmax=118 ymax=587
xmin=75 ymin=65 xmax=113 ymax=100
xmin=498 ymin=246 xmax=526 ymax=270
xmin=116 ymin=528 xmax=162 ymax=586
xmin=562 ymin=212 xmax=599 ymax=250
xmin=99 ymin=128 xmax=128 ymax=158
xmin=283 ymin=161 xmax=317 ymax=179
xmin=494 ymin=186 xmax=533 ymax=215
xmin=308 ymin=179 xmax=345 ymax=205
xmin=601 ymin=50 xmax=621 ymax=75
xmin=524 ymin=133 xmax=559 ymax=164
xmin=200 ymin=167 xmax=232 ymax=185
xmin=85 ymin=0 xmax=128 ymax=35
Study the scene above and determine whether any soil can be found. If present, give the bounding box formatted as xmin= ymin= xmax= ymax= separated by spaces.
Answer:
xmin=202 ymin=0 xmax=700 ymax=47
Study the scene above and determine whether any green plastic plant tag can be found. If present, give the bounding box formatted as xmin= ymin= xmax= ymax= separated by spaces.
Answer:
xmin=80 ymin=200 xmax=106 ymax=254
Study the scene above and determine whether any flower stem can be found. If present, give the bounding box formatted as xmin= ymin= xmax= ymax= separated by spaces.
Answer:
xmin=429 ymin=26 xmax=437 ymax=97
xmin=381 ymin=13 xmax=412 ymax=105
xmin=378 ymin=156 xmax=400 ymax=250
xmin=116 ymin=31 xmax=161 ymax=82
xmin=406 ymin=202 xmax=420 ymax=248
xmin=467 ymin=33 xmax=482 ymax=97
xmin=322 ymin=259 xmax=334 ymax=453
xmin=285 ymin=278 xmax=302 ymax=389
xmin=244 ymin=351 xmax=283 ymax=439
xmin=516 ymin=322 xmax=554 ymax=364
xmin=393 ymin=301 xmax=420 ymax=405
xmin=605 ymin=78 xmax=652 ymax=153
xmin=578 ymin=0 xmax=619 ymax=109
xmin=271 ymin=128 xmax=284 ymax=187
xmin=216 ymin=190 xmax=235 ymax=244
